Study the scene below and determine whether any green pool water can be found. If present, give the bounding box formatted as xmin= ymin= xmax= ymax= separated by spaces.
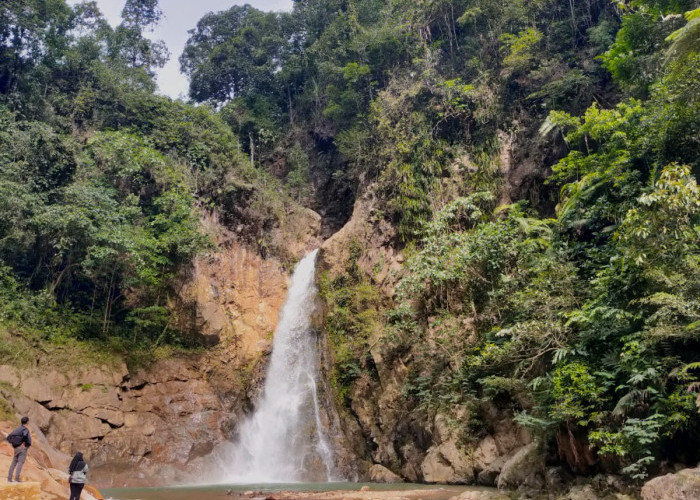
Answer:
xmin=102 ymin=482 xmax=484 ymax=500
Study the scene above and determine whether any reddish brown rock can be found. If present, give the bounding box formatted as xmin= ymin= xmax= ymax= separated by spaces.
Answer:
xmin=0 ymin=421 xmax=100 ymax=500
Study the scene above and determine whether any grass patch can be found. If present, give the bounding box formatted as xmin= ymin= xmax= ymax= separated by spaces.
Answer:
xmin=123 ymin=342 xmax=205 ymax=373
xmin=0 ymin=322 xmax=203 ymax=375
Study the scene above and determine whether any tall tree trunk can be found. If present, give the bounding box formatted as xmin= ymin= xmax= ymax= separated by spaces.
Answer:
xmin=102 ymin=270 xmax=117 ymax=336
xmin=249 ymin=132 xmax=255 ymax=168
xmin=568 ymin=0 xmax=577 ymax=46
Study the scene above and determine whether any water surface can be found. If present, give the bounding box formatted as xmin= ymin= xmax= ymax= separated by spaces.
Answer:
xmin=102 ymin=482 xmax=484 ymax=500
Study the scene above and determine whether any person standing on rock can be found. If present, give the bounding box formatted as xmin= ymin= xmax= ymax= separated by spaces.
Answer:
xmin=6 ymin=416 xmax=31 ymax=482
xmin=68 ymin=451 xmax=89 ymax=500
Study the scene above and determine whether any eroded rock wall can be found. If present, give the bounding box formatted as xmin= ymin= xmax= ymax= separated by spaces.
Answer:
xmin=172 ymin=209 xmax=321 ymax=349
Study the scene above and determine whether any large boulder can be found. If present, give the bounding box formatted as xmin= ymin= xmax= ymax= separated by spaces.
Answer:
xmin=641 ymin=467 xmax=700 ymax=500
xmin=10 ymin=395 xmax=54 ymax=433
xmin=421 ymin=440 xmax=474 ymax=484
xmin=369 ymin=464 xmax=403 ymax=483
xmin=19 ymin=374 xmax=65 ymax=404
xmin=560 ymin=485 xmax=599 ymax=500
xmin=472 ymin=436 xmax=507 ymax=486
xmin=496 ymin=442 xmax=545 ymax=491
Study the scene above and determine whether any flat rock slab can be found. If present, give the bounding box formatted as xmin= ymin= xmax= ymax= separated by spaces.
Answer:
xmin=0 ymin=481 xmax=42 ymax=500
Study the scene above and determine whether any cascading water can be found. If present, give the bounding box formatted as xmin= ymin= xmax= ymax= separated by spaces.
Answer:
xmin=226 ymin=250 xmax=336 ymax=483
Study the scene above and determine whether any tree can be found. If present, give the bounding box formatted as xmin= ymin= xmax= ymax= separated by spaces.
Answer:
xmin=180 ymin=5 xmax=288 ymax=104
xmin=121 ymin=0 xmax=162 ymax=29
xmin=108 ymin=0 xmax=168 ymax=76
xmin=0 ymin=0 xmax=74 ymax=98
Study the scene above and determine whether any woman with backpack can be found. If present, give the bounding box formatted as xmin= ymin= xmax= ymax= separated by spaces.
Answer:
xmin=68 ymin=451 xmax=89 ymax=500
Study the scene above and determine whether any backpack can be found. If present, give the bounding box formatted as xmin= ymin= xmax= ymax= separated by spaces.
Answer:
xmin=6 ymin=427 xmax=25 ymax=447
xmin=70 ymin=464 xmax=88 ymax=484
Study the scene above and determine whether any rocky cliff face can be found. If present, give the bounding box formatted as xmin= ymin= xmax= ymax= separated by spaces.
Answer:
xmin=172 ymin=209 xmax=321 ymax=348
xmin=2 ymin=353 xmax=242 ymax=487
xmin=317 ymin=173 xmax=542 ymax=489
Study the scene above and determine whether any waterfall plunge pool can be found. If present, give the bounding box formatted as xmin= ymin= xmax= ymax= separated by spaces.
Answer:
xmin=102 ymin=482 xmax=499 ymax=500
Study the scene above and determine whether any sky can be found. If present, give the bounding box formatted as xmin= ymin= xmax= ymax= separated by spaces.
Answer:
xmin=67 ymin=0 xmax=294 ymax=99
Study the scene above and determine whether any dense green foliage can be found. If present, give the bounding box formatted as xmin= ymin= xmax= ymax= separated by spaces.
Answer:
xmin=2 ymin=0 xmax=699 ymax=482
xmin=319 ymin=240 xmax=382 ymax=404
xmin=0 ymin=0 xmax=293 ymax=346
xmin=179 ymin=0 xmax=700 ymax=480
xmin=381 ymin=2 xmax=697 ymax=479
xmin=181 ymin=0 xmax=632 ymax=236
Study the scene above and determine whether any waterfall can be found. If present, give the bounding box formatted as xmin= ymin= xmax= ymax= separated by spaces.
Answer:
xmin=226 ymin=249 xmax=336 ymax=483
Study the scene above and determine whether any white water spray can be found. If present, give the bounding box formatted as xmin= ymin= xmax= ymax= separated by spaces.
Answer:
xmin=226 ymin=250 xmax=336 ymax=483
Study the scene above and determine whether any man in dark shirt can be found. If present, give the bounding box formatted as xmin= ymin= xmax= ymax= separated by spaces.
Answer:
xmin=7 ymin=416 xmax=31 ymax=483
